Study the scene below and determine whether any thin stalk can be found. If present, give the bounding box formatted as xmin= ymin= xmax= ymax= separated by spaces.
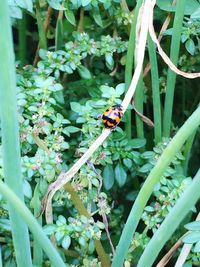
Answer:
xmin=0 ymin=2 xmax=32 ymax=266
xmin=138 ymin=169 xmax=200 ymax=267
xmin=0 ymin=180 xmax=66 ymax=266
xmin=0 ymin=245 xmax=2 ymax=267
xmin=35 ymin=0 xmax=47 ymax=50
xmin=147 ymin=34 xmax=162 ymax=143
xmin=112 ymin=105 xmax=200 ymax=267
xmin=64 ymin=183 xmax=111 ymax=267
xmin=18 ymin=12 xmax=27 ymax=64
xmin=55 ymin=10 xmax=63 ymax=50
xmin=163 ymin=0 xmax=187 ymax=137
xmin=134 ymin=74 xmax=144 ymax=139
xmin=33 ymin=185 xmax=43 ymax=266
xmin=182 ymin=130 xmax=197 ymax=175
xmin=124 ymin=0 xmax=143 ymax=139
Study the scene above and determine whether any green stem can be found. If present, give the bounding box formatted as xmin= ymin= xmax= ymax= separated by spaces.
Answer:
xmin=33 ymin=185 xmax=43 ymax=266
xmin=124 ymin=0 xmax=143 ymax=139
xmin=18 ymin=12 xmax=27 ymax=64
xmin=0 ymin=2 xmax=32 ymax=266
xmin=0 ymin=180 xmax=66 ymax=267
xmin=147 ymin=34 xmax=162 ymax=143
xmin=55 ymin=10 xmax=63 ymax=50
xmin=182 ymin=130 xmax=197 ymax=175
xmin=36 ymin=0 xmax=47 ymax=50
xmin=112 ymin=105 xmax=200 ymax=267
xmin=138 ymin=168 xmax=200 ymax=267
xmin=163 ymin=0 xmax=187 ymax=137
xmin=134 ymin=74 xmax=144 ymax=139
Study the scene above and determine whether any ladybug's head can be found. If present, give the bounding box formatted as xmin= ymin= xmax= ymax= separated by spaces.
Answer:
xmin=113 ymin=104 xmax=123 ymax=110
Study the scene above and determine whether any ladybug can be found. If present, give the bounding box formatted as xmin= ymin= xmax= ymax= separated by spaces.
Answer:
xmin=102 ymin=104 xmax=123 ymax=129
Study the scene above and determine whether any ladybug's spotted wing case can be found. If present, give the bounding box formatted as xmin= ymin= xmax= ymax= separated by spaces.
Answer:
xmin=102 ymin=105 xmax=123 ymax=129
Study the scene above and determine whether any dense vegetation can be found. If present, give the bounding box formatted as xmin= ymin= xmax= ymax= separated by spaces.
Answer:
xmin=0 ymin=0 xmax=200 ymax=266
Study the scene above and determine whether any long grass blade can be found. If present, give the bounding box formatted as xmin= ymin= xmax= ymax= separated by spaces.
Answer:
xmin=147 ymin=34 xmax=162 ymax=143
xmin=163 ymin=0 xmax=187 ymax=137
xmin=138 ymin=168 xmax=200 ymax=267
xmin=112 ymin=105 xmax=200 ymax=267
xmin=0 ymin=1 xmax=32 ymax=266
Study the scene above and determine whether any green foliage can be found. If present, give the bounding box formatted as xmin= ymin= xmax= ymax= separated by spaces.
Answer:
xmin=0 ymin=0 xmax=200 ymax=266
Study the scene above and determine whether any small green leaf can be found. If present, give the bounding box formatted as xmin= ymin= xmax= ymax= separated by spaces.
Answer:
xmin=70 ymin=102 xmax=82 ymax=113
xmin=65 ymin=9 xmax=76 ymax=26
xmin=103 ymin=164 xmax=114 ymax=190
xmin=182 ymin=231 xmax=200 ymax=244
xmin=115 ymin=163 xmax=127 ymax=187
xmin=77 ymin=65 xmax=92 ymax=79
xmin=62 ymin=235 xmax=71 ymax=249
xmin=185 ymin=39 xmax=195 ymax=55
xmin=47 ymin=0 xmax=66 ymax=10
xmin=185 ymin=221 xmax=200 ymax=231
xmin=43 ymin=224 xmax=57 ymax=235
xmin=123 ymin=158 xmax=132 ymax=169
xmin=64 ymin=126 xmax=80 ymax=133
xmin=92 ymin=9 xmax=103 ymax=27
xmin=139 ymin=163 xmax=153 ymax=173
xmin=128 ymin=138 xmax=146 ymax=148
xmin=115 ymin=83 xmax=125 ymax=95
xmin=194 ymin=240 xmax=200 ymax=252
xmin=81 ymin=0 xmax=91 ymax=6
xmin=0 ymin=219 xmax=11 ymax=231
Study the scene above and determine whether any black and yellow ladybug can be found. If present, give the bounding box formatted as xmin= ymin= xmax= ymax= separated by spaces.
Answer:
xmin=102 ymin=104 xmax=123 ymax=129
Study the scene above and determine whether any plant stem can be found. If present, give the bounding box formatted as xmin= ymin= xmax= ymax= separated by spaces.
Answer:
xmin=112 ymin=105 xmax=200 ymax=267
xmin=0 ymin=180 xmax=66 ymax=267
xmin=134 ymin=75 xmax=144 ymax=139
xmin=124 ymin=0 xmax=143 ymax=139
xmin=18 ymin=12 xmax=27 ymax=65
xmin=148 ymin=34 xmax=162 ymax=143
xmin=0 ymin=2 xmax=32 ymax=266
xmin=55 ymin=10 xmax=64 ymax=50
xmin=163 ymin=0 xmax=187 ymax=137
xmin=64 ymin=183 xmax=111 ymax=267
xmin=138 ymin=169 xmax=200 ymax=267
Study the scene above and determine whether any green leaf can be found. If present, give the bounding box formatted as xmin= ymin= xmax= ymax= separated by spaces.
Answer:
xmin=139 ymin=163 xmax=153 ymax=173
xmin=81 ymin=0 xmax=91 ymax=6
xmin=64 ymin=126 xmax=80 ymax=133
xmin=43 ymin=224 xmax=57 ymax=235
xmin=115 ymin=163 xmax=127 ymax=187
xmin=105 ymin=53 xmax=114 ymax=68
xmin=47 ymin=0 xmax=66 ymax=10
xmin=123 ymin=158 xmax=132 ymax=169
xmin=185 ymin=39 xmax=195 ymax=55
xmin=70 ymin=102 xmax=82 ymax=113
xmin=0 ymin=219 xmax=11 ymax=231
xmin=92 ymin=9 xmax=103 ymax=27
xmin=128 ymin=138 xmax=146 ymax=148
xmin=191 ymin=7 xmax=200 ymax=18
xmin=15 ymin=0 xmax=33 ymax=12
xmin=77 ymin=65 xmax=92 ymax=79
xmin=156 ymin=0 xmax=176 ymax=12
xmin=65 ymin=9 xmax=76 ymax=26
xmin=103 ymin=164 xmax=114 ymax=190
xmin=194 ymin=240 xmax=200 ymax=252
xmin=115 ymin=83 xmax=125 ymax=95
xmin=182 ymin=231 xmax=200 ymax=244
xmin=185 ymin=221 xmax=200 ymax=231
xmin=62 ymin=235 xmax=71 ymax=249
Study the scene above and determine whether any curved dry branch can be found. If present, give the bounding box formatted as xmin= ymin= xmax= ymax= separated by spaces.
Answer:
xmin=149 ymin=0 xmax=200 ymax=79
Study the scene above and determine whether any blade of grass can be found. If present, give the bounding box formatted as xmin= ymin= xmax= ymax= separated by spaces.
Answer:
xmin=124 ymin=0 xmax=143 ymax=139
xmin=0 ymin=245 xmax=2 ymax=267
xmin=147 ymin=34 xmax=162 ymax=143
xmin=33 ymin=184 xmax=43 ymax=266
xmin=163 ymin=0 xmax=187 ymax=137
xmin=18 ymin=12 xmax=27 ymax=65
xmin=0 ymin=1 xmax=32 ymax=266
xmin=0 ymin=180 xmax=66 ymax=267
xmin=112 ymin=105 xmax=200 ymax=267
xmin=35 ymin=0 xmax=47 ymax=50
xmin=55 ymin=10 xmax=64 ymax=50
xmin=134 ymin=75 xmax=144 ymax=139
xmin=138 ymin=168 xmax=200 ymax=267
